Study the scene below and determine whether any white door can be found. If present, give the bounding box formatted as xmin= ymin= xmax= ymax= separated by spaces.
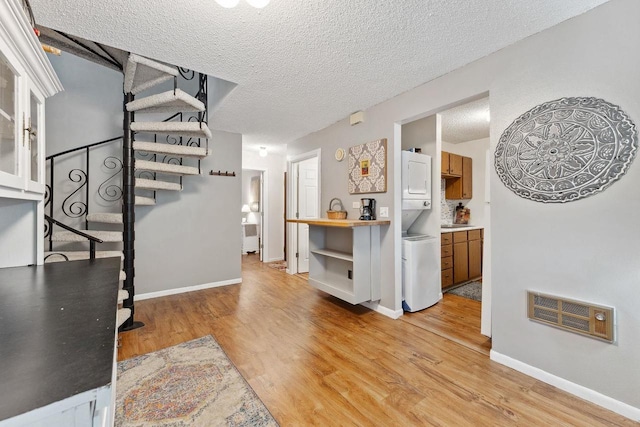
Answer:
xmin=297 ymin=157 xmax=318 ymax=273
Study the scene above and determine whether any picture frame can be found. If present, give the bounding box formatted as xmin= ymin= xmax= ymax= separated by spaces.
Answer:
xmin=348 ymin=138 xmax=387 ymax=194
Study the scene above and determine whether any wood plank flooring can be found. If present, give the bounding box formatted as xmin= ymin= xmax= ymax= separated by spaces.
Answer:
xmin=401 ymin=292 xmax=492 ymax=356
xmin=118 ymin=255 xmax=635 ymax=426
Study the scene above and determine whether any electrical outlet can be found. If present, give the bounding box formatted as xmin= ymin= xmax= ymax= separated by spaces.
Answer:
xmin=379 ymin=207 xmax=389 ymax=218
xmin=352 ymin=202 xmax=360 ymax=209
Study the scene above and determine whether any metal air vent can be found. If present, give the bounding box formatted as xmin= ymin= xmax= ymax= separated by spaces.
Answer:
xmin=527 ymin=292 xmax=614 ymax=342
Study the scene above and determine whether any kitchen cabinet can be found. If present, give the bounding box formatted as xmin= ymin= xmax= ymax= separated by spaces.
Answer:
xmin=443 ymin=152 xmax=472 ymax=200
xmin=0 ymin=0 xmax=62 ymax=199
xmin=441 ymin=232 xmax=453 ymax=289
xmin=286 ymin=218 xmax=390 ymax=304
xmin=441 ymin=151 xmax=462 ymax=177
xmin=441 ymin=228 xmax=483 ymax=290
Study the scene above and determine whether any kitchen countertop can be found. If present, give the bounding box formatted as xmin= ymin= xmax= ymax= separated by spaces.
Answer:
xmin=0 ymin=258 xmax=121 ymax=422
xmin=441 ymin=225 xmax=484 ymax=233
xmin=287 ymin=218 xmax=390 ymax=227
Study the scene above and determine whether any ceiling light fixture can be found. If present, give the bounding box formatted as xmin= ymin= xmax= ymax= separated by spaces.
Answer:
xmin=246 ymin=0 xmax=270 ymax=8
xmin=215 ymin=0 xmax=270 ymax=8
xmin=215 ymin=0 xmax=240 ymax=8
xmin=259 ymin=147 xmax=268 ymax=157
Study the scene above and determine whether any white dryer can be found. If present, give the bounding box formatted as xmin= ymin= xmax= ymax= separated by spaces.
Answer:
xmin=402 ymin=234 xmax=441 ymax=312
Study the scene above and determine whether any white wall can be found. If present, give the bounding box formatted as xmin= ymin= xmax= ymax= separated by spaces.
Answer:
xmin=242 ymin=149 xmax=286 ymax=262
xmin=442 ymin=137 xmax=490 ymax=227
xmin=287 ymin=0 xmax=640 ymax=415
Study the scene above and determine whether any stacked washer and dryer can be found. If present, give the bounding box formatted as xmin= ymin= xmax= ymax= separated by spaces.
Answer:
xmin=401 ymin=151 xmax=441 ymax=312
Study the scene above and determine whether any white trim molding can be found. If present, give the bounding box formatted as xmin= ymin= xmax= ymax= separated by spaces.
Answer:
xmin=490 ymin=350 xmax=640 ymax=422
xmin=360 ymin=300 xmax=403 ymax=320
xmin=135 ymin=278 xmax=241 ymax=301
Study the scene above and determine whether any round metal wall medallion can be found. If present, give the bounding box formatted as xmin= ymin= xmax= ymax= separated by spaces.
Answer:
xmin=495 ymin=97 xmax=638 ymax=203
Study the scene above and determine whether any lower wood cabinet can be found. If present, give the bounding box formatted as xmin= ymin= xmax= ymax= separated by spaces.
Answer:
xmin=441 ymin=228 xmax=483 ymax=290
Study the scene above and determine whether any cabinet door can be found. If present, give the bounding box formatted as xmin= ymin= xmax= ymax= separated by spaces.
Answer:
xmin=448 ymin=153 xmax=462 ymax=176
xmin=453 ymin=241 xmax=469 ymax=283
xmin=462 ymin=156 xmax=472 ymax=199
xmin=0 ymin=49 xmax=22 ymax=189
xmin=25 ymin=84 xmax=45 ymax=193
xmin=441 ymin=151 xmax=449 ymax=175
xmin=468 ymin=239 xmax=482 ymax=279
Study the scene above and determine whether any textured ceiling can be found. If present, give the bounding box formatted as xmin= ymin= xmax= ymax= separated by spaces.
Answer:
xmin=441 ymin=97 xmax=490 ymax=144
xmin=30 ymin=0 xmax=609 ymax=153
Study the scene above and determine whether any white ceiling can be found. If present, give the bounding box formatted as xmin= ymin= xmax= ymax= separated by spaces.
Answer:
xmin=30 ymin=0 xmax=609 ymax=154
xmin=441 ymin=97 xmax=490 ymax=144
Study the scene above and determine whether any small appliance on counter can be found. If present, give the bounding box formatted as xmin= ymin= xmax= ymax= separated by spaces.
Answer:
xmin=454 ymin=202 xmax=470 ymax=224
xmin=359 ymin=198 xmax=376 ymax=220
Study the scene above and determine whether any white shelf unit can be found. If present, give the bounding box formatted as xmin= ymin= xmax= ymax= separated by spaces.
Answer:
xmin=308 ymin=224 xmax=381 ymax=304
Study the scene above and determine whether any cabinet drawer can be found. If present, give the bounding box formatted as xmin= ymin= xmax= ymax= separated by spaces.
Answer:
xmin=441 ymin=233 xmax=452 ymax=245
xmin=453 ymin=231 xmax=467 ymax=243
xmin=442 ymin=268 xmax=453 ymax=288
xmin=468 ymin=229 xmax=482 ymax=241
xmin=441 ymin=256 xmax=453 ymax=270
xmin=441 ymin=245 xmax=453 ymax=258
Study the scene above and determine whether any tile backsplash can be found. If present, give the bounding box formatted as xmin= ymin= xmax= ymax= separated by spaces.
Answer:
xmin=441 ymin=179 xmax=458 ymax=225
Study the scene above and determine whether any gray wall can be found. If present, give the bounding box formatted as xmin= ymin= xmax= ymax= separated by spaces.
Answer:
xmin=287 ymin=0 xmax=640 ymax=410
xmin=45 ymin=52 xmax=242 ymax=294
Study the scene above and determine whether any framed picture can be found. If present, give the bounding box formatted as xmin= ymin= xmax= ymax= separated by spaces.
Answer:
xmin=348 ymin=138 xmax=387 ymax=194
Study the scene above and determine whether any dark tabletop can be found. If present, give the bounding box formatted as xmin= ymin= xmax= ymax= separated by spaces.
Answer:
xmin=0 ymin=258 xmax=121 ymax=421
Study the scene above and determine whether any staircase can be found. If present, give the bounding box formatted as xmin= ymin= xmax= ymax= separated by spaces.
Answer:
xmin=44 ymin=49 xmax=211 ymax=331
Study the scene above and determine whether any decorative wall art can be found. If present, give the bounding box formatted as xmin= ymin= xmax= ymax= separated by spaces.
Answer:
xmin=495 ymin=97 xmax=638 ymax=203
xmin=348 ymin=138 xmax=387 ymax=194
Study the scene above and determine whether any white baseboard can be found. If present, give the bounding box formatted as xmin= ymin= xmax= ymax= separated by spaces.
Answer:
xmin=490 ymin=350 xmax=640 ymax=422
xmin=135 ymin=278 xmax=242 ymax=301
xmin=265 ymin=257 xmax=284 ymax=263
xmin=360 ymin=301 xmax=403 ymax=319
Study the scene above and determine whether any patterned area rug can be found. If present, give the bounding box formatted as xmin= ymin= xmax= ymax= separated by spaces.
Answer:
xmin=116 ymin=336 xmax=279 ymax=427
xmin=266 ymin=260 xmax=287 ymax=271
xmin=447 ymin=281 xmax=482 ymax=302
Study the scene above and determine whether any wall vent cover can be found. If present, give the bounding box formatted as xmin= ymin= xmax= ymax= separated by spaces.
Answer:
xmin=527 ymin=292 xmax=614 ymax=342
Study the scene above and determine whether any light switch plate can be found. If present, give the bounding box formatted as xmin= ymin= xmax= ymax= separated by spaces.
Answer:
xmin=352 ymin=202 xmax=360 ymax=209
xmin=379 ymin=207 xmax=389 ymax=218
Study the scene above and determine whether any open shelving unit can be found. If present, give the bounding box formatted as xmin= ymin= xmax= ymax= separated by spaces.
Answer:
xmin=289 ymin=218 xmax=389 ymax=305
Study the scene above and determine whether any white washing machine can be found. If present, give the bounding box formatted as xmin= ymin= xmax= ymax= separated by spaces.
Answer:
xmin=402 ymin=234 xmax=441 ymax=312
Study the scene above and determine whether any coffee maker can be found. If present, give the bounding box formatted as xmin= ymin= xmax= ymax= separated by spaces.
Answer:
xmin=359 ymin=198 xmax=376 ymax=220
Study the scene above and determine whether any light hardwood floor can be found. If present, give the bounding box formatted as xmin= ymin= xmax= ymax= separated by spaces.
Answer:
xmin=119 ymin=255 xmax=635 ymax=426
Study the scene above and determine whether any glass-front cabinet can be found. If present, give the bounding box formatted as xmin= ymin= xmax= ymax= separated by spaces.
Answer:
xmin=0 ymin=0 xmax=62 ymax=200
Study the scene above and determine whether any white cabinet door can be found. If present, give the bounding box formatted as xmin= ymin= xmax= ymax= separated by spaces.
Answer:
xmin=297 ymin=157 xmax=318 ymax=273
xmin=25 ymin=83 xmax=45 ymax=193
xmin=0 ymin=47 xmax=23 ymax=191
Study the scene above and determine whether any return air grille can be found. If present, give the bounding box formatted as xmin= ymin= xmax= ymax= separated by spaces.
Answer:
xmin=528 ymin=291 xmax=614 ymax=342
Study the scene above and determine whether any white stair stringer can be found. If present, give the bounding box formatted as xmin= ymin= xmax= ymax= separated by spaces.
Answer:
xmin=135 ymin=195 xmax=156 ymax=206
xmin=135 ymin=178 xmax=182 ymax=191
xmin=124 ymin=53 xmax=178 ymax=95
xmin=44 ymin=250 xmax=123 ymax=263
xmin=117 ymin=308 xmax=132 ymax=329
xmin=135 ymin=160 xmax=199 ymax=176
xmin=133 ymin=141 xmax=207 ymax=158
xmin=131 ymin=121 xmax=212 ymax=139
xmin=87 ymin=213 xmax=123 ymax=224
xmin=52 ymin=230 xmax=123 ymax=243
xmin=126 ymin=89 xmax=205 ymax=114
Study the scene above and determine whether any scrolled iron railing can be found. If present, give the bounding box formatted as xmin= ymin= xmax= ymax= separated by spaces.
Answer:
xmin=43 ymin=214 xmax=104 ymax=261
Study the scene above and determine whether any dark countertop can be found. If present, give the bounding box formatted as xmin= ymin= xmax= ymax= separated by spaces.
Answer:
xmin=0 ymin=258 xmax=121 ymax=421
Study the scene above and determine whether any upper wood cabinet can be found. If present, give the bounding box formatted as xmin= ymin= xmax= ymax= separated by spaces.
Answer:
xmin=443 ymin=151 xmax=472 ymax=200
xmin=441 ymin=151 xmax=462 ymax=177
xmin=0 ymin=0 xmax=62 ymax=200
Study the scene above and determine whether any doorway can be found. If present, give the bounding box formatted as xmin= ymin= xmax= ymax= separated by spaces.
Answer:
xmin=286 ymin=150 xmax=320 ymax=275
xmin=398 ymin=95 xmax=492 ymax=355
xmin=241 ymin=169 xmax=265 ymax=261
